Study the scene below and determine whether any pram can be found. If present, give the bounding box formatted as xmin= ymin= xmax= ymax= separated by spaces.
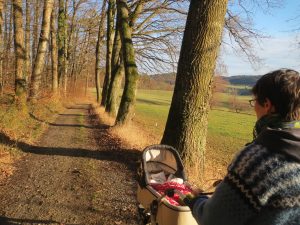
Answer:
xmin=137 ymin=144 xmax=198 ymax=225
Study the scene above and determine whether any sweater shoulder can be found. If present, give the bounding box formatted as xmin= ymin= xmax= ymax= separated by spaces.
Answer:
xmin=226 ymin=143 xmax=300 ymax=210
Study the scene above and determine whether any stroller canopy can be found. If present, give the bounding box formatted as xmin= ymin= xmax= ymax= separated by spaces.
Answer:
xmin=140 ymin=145 xmax=187 ymax=186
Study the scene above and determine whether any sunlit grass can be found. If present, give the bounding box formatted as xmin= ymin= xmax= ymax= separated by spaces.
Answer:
xmin=134 ymin=89 xmax=256 ymax=159
xmin=90 ymin=87 xmax=256 ymax=171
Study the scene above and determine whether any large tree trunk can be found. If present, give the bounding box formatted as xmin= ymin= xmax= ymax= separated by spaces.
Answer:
xmin=0 ymin=0 xmax=3 ymax=96
xmin=57 ymin=0 xmax=66 ymax=90
xmin=106 ymin=54 xmax=124 ymax=116
xmin=105 ymin=12 xmax=123 ymax=116
xmin=28 ymin=0 xmax=54 ymax=100
xmin=101 ymin=0 xmax=115 ymax=106
xmin=161 ymin=0 xmax=228 ymax=172
xmin=95 ymin=0 xmax=107 ymax=103
xmin=13 ymin=0 xmax=26 ymax=99
xmin=115 ymin=0 xmax=139 ymax=125
xmin=25 ymin=0 xmax=31 ymax=83
xmin=105 ymin=0 xmax=144 ymax=116
xmin=50 ymin=7 xmax=58 ymax=95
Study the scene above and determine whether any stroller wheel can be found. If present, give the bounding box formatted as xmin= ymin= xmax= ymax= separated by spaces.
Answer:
xmin=137 ymin=204 xmax=151 ymax=225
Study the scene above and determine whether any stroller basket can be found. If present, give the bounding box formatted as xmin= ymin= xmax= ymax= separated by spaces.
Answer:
xmin=137 ymin=144 xmax=198 ymax=225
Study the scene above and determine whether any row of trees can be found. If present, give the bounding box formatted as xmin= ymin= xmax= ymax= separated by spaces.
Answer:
xmin=0 ymin=0 xmax=106 ymax=105
xmin=0 ymin=0 xmax=282 ymax=172
xmin=98 ymin=0 xmax=281 ymax=172
xmin=0 ymin=0 xmax=185 ymax=120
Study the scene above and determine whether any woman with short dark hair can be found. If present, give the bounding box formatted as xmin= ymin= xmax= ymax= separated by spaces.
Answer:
xmin=191 ymin=69 xmax=300 ymax=225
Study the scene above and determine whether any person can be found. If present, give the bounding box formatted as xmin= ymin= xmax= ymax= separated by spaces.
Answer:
xmin=190 ymin=69 xmax=300 ymax=225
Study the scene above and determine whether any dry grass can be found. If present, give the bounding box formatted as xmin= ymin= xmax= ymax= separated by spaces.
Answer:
xmin=91 ymin=103 xmax=160 ymax=150
xmin=91 ymin=102 xmax=229 ymax=189
xmin=0 ymin=94 xmax=64 ymax=183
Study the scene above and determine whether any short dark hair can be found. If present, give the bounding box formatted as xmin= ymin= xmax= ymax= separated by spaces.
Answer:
xmin=252 ymin=69 xmax=300 ymax=121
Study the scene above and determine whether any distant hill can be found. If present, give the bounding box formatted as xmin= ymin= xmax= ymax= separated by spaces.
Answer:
xmin=222 ymin=75 xmax=261 ymax=87
xmin=138 ymin=73 xmax=176 ymax=90
xmin=138 ymin=73 xmax=261 ymax=91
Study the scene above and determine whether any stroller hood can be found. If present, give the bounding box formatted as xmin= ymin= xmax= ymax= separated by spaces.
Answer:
xmin=138 ymin=145 xmax=187 ymax=187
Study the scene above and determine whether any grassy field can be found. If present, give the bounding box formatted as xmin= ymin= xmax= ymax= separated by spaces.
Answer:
xmin=133 ymin=89 xmax=256 ymax=167
xmin=90 ymin=87 xmax=257 ymax=180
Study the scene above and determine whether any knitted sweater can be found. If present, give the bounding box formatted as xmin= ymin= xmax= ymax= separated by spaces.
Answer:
xmin=192 ymin=128 xmax=300 ymax=225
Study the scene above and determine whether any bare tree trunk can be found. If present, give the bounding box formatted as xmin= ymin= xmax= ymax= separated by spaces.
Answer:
xmin=106 ymin=54 xmax=124 ymax=116
xmin=25 ymin=0 xmax=31 ymax=83
xmin=13 ymin=0 xmax=26 ymax=100
xmin=85 ymin=71 xmax=88 ymax=96
xmin=32 ymin=0 xmax=40 ymax=63
xmin=63 ymin=0 xmax=68 ymax=96
xmin=57 ymin=0 xmax=65 ymax=90
xmin=161 ymin=0 xmax=228 ymax=172
xmin=101 ymin=0 xmax=115 ymax=106
xmin=28 ymin=0 xmax=54 ymax=100
xmin=0 ymin=0 xmax=4 ymax=96
xmin=4 ymin=2 xmax=13 ymax=92
xmin=106 ymin=0 xmax=145 ymax=116
xmin=105 ymin=11 xmax=123 ymax=116
xmin=95 ymin=0 xmax=107 ymax=103
xmin=115 ymin=0 xmax=139 ymax=125
xmin=50 ymin=6 xmax=58 ymax=95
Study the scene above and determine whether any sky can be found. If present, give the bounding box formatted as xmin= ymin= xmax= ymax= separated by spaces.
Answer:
xmin=223 ymin=0 xmax=300 ymax=76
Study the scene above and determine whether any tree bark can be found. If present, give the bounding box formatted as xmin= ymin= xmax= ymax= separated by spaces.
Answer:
xmin=25 ymin=0 xmax=31 ymax=83
xmin=4 ymin=2 xmax=13 ymax=93
xmin=0 ymin=0 xmax=4 ymax=96
xmin=105 ymin=11 xmax=123 ymax=116
xmin=106 ymin=54 xmax=124 ymax=116
xmin=115 ymin=0 xmax=139 ymax=125
xmin=57 ymin=0 xmax=65 ymax=90
xmin=62 ymin=0 xmax=68 ymax=96
xmin=28 ymin=0 xmax=54 ymax=100
xmin=101 ymin=0 xmax=115 ymax=106
xmin=161 ymin=0 xmax=228 ymax=172
xmin=13 ymin=0 xmax=26 ymax=99
xmin=95 ymin=0 xmax=107 ymax=103
xmin=32 ymin=0 xmax=40 ymax=63
xmin=51 ymin=7 xmax=58 ymax=95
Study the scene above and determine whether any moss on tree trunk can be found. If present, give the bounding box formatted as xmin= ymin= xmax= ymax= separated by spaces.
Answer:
xmin=101 ymin=0 xmax=115 ymax=106
xmin=115 ymin=0 xmax=139 ymax=125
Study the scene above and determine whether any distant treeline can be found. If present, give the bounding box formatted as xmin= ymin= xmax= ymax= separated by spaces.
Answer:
xmin=223 ymin=75 xmax=261 ymax=87
xmin=138 ymin=73 xmax=261 ymax=91
xmin=138 ymin=73 xmax=176 ymax=90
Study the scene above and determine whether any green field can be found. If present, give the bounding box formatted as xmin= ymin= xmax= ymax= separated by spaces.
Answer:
xmin=90 ymin=88 xmax=257 ymax=165
xmin=134 ymin=89 xmax=256 ymax=164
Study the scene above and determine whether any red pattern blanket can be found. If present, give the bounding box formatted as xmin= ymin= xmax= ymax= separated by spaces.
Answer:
xmin=151 ymin=182 xmax=193 ymax=206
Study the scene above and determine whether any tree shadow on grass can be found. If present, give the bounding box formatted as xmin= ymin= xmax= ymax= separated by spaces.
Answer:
xmin=0 ymin=216 xmax=79 ymax=225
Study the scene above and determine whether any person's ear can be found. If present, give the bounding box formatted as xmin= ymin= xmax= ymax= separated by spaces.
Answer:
xmin=264 ymin=98 xmax=275 ymax=113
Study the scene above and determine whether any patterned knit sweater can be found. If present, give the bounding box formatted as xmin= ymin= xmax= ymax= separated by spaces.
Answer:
xmin=192 ymin=128 xmax=300 ymax=225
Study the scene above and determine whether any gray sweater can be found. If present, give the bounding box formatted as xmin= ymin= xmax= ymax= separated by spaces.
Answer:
xmin=192 ymin=128 xmax=300 ymax=225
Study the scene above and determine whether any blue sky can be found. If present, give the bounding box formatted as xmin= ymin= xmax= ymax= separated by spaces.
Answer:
xmin=223 ymin=0 xmax=300 ymax=76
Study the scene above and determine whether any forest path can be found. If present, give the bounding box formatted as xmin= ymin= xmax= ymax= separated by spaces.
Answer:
xmin=0 ymin=103 xmax=140 ymax=225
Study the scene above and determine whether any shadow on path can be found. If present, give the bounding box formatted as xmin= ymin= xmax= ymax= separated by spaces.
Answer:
xmin=0 ymin=131 xmax=140 ymax=173
xmin=29 ymin=113 xmax=106 ymax=130
xmin=0 ymin=216 xmax=79 ymax=225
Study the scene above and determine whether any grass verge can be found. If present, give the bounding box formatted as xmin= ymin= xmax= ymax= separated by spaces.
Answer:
xmin=0 ymin=94 xmax=64 ymax=182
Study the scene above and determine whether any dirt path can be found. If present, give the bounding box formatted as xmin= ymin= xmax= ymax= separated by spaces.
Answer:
xmin=0 ymin=103 xmax=140 ymax=225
